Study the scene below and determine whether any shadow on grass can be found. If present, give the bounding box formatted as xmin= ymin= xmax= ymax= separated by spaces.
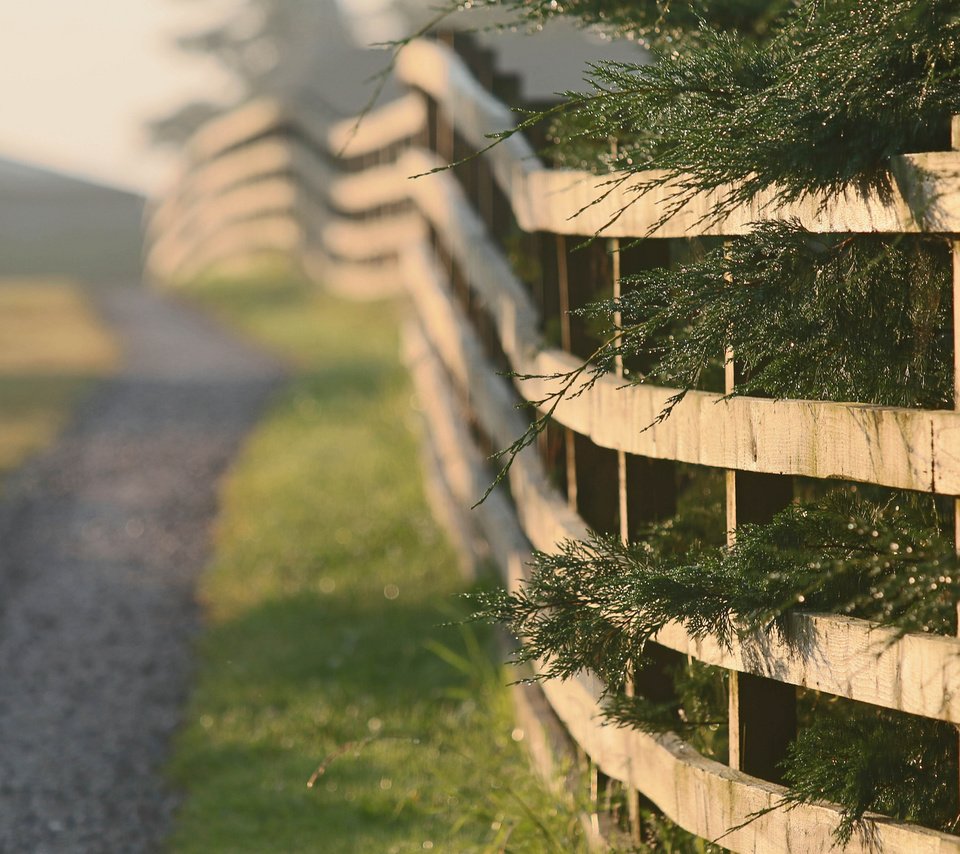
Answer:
xmin=190 ymin=588 xmax=488 ymax=708
xmin=170 ymin=273 xmax=588 ymax=853
xmin=171 ymin=587 xmax=526 ymax=852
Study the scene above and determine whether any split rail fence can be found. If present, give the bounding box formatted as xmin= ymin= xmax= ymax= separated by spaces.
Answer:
xmin=147 ymin=34 xmax=960 ymax=852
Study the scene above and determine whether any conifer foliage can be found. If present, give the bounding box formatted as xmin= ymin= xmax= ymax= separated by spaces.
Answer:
xmin=471 ymin=491 xmax=959 ymax=688
xmin=461 ymin=0 xmax=960 ymax=844
xmin=782 ymin=701 xmax=959 ymax=843
xmin=590 ymin=221 xmax=952 ymax=414
xmin=525 ymin=0 xmax=960 ymax=220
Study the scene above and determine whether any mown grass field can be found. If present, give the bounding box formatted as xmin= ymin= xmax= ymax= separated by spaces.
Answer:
xmin=169 ymin=269 xmax=587 ymax=853
xmin=0 ymin=278 xmax=117 ymax=481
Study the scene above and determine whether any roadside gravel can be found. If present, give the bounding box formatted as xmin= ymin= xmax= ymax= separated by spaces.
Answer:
xmin=0 ymin=284 xmax=284 ymax=852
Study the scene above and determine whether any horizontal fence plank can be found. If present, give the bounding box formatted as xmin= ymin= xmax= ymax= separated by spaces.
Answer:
xmin=150 ymin=137 xmax=317 ymax=241
xmin=148 ymin=92 xmax=421 ymax=281
xmin=172 ymin=215 xmax=302 ymax=282
xmin=404 ymin=146 xmax=960 ymax=496
xmin=154 ymin=138 xmax=330 ymax=239
xmin=151 ymin=89 xmax=418 ymax=241
xmin=328 ymin=161 xmax=414 ymax=214
xmin=151 ymin=191 xmax=315 ymax=282
xmin=523 ymin=153 xmax=960 ymax=238
xmin=402 ymin=234 xmax=960 ymax=725
xmin=397 ymin=38 xmax=960 ymax=236
xmin=541 ymin=669 xmax=960 ymax=854
xmin=184 ymin=97 xmax=289 ymax=163
xmin=328 ymin=92 xmax=427 ymax=158
xmin=302 ymin=253 xmax=402 ymax=301
xmin=405 ymin=294 xmax=960 ymax=852
xmin=654 ymin=616 xmax=960 ymax=725
xmin=522 ymin=355 xmax=960 ymax=496
xmin=321 ymin=211 xmax=427 ymax=262
xmin=148 ymin=177 xmax=302 ymax=276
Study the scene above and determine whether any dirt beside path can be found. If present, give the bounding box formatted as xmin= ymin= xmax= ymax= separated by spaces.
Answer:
xmin=0 ymin=284 xmax=284 ymax=852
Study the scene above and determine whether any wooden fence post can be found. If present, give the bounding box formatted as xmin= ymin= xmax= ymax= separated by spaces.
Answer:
xmin=725 ymin=335 xmax=796 ymax=781
xmin=951 ymin=113 xmax=960 ymax=803
xmin=615 ymin=237 xmax=680 ymax=838
xmin=610 ymin=232 xmax=642 ymax=840
xmin=555 ymin=235 xmax=579 ymax=512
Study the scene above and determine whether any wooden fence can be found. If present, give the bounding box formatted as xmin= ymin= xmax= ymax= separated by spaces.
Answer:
xmin=146 ymin=34 xmax=960 ymax=852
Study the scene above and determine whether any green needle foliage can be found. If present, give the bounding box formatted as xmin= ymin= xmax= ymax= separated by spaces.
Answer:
xmin=592 ymin=221 xmax=953 ymax=415
xmin=496 ymin=222 xmax=951 ymax=491
xmin=781 ymin=700 xmax=959 ymax=844
xmin=455 ymin=0 xmax=960 ymax=844
xmin=471 ymin=490 xmax=959 ymax=694
xmin=472 ymin=490 xmax=960 ymax=840
xmin=475 ymin=0 xmax=794 ymax=46
xmin=602 ymin=659 xmax=729 ymax=762
xmin=518 ymin=0 xmax=960 ymax=224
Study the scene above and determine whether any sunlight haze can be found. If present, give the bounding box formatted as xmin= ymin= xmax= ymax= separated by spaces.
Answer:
xmin=0 ymin=0 xmax=241 ymax=193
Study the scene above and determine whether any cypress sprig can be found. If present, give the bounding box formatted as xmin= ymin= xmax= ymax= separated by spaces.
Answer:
xmin=471 ymin=490 xmax=959 ymax=693
xmin=454 ymin=0 xmax=960 ymax=845
xmin=473 ymin=0 xmax=793 ymax=47
xmin=602 ymin=659 xmax=729 ymax=760
xmin=593 ymin=221 xmax=953 ymax=415
xmin=506 ymin=221 xmax=951 ymax=455
xmin=528 ymin=0 xmax=960 ymax=224
xmin=472 ymin=492 xmax=960 ymax=840
xmin=781 ymin=703 xmax=959 ymax=843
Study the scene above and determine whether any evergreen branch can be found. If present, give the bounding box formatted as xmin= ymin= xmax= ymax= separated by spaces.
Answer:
xmin=507 ymin=0 xmax=960 ymax=224
xmin=475 ymin=0 xmax=796 ymax=47
xmin=780 ymin=701 xmax=960 ymax=844
xmin=470 ymin=490 xmax=959 ymax=691
xmin=589 ymin=221 xmax=952 ymax=413
xmin=482 ymin=222 xmax=950 ymax=497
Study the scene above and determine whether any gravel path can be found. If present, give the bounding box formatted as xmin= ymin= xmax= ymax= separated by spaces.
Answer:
xmin=0 ymin=285 xmax=284 ymax=853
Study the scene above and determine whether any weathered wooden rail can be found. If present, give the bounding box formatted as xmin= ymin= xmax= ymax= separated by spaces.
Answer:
xmin=147 ymin=34 xmax=960 ymax=852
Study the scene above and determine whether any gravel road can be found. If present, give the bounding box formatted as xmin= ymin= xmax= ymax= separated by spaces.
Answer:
xmin=0 ymin=284 xmax=284 ymax=852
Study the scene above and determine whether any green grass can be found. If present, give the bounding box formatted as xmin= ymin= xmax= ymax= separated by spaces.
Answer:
xmin=0 ymin=278 xmax=117 ymax=481
xmin=168 ymin=268 xmax=588 ymax=853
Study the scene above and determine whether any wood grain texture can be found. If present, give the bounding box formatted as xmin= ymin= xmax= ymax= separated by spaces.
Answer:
xmin=523 ymin=154 xmax=960 ymax=238
xmin=541 ymin=669 xmax=960 ymax=854
xmin=523 ymin=357 xmax=960 ymax=496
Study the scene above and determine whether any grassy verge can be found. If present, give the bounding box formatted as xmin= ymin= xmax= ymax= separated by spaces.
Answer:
xmin=0 ymin=278 xmax=117 ymax=481
xmin=169 ymin=268 xmax=588 ymax=853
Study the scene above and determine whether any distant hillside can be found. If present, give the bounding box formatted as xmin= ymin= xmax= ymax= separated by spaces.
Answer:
xmin=0 ymin=157 xmax=144 ymax=282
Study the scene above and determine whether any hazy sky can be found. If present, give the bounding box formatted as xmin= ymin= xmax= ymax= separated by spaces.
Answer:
xmin=0 ymin=0 xmax=241 ymax=195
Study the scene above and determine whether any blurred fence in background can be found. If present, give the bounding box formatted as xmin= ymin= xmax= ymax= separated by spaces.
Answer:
xmin=145 ymin=33 xmax=960 ymax=853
